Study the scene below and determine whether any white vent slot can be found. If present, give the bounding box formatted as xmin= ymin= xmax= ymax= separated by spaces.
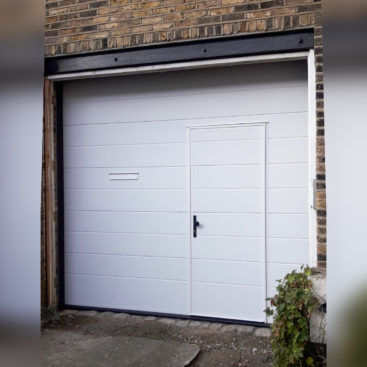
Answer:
xmin=109 ymin=173 xmax=139 ymax=181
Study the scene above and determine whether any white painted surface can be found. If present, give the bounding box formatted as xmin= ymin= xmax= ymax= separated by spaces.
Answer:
xmin=63 ymin=61 xmax=309 ymax=320
xmin=0 ymin=83 xmax=43 ymax=325
xmin=190 ymin=124 xmax=266 ymax=321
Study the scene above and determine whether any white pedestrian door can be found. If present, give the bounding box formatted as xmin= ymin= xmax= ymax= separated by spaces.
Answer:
xmin=190 ymin=124 xmax=267 ymax=322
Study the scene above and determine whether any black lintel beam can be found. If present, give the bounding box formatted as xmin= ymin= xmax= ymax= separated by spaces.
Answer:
xmin=45 ymin=29 xmax=314 ymax=75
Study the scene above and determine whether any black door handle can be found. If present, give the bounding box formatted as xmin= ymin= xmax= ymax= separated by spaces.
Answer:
xmin=193 ymin=215 xmax=200 ymax=238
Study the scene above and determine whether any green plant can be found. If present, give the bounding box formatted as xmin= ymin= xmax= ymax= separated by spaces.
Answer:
xmin=265 ymin=266 xmax=318 ymax=367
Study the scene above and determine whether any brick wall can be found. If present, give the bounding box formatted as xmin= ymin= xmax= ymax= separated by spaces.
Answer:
xmin=43 ymin=0 xmax=325 ymax=268
xmin=45 ymin=0 xmax=321 ymax=56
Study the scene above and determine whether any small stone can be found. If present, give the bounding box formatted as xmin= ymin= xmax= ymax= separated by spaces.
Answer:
xmin=235 ymin=325 xmax=254 ymax=335
xmin=254 ymin=327 xmax=271 ymax=337
xmin=158 ymin=317 xmax=176 ymax=325
xmin=77 ymin=310 xmax=98 ymax=317
xmin=112 ymin=312 xmax=129 ymax=319
xmin=176 ymin=320 xmax=189 ymax=327
xmin=252 ymin=347 xmax=258 ymax=354
xmin=144 ymin=316 xmax=157 ymax=321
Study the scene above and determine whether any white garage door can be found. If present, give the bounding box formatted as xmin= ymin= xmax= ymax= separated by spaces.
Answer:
xmin=63 ymin=60 xmax=310 ymax=322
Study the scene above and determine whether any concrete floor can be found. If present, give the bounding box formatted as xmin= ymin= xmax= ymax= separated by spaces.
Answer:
xmin=41 ymin=310 xmax=272 ymax=367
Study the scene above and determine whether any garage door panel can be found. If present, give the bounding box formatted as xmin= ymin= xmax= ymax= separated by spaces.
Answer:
xmin=268 ymin=214 xmax=309 ymax=239
xmin=63 ymin=143 xmax=186 ymax=168
xmin=267 ymin=112 xmax=308 ymax=138
xmin=268 ymin=188 xmax=308 ymax=214
xmin=192 ymin=236 xmax=263 ymax=262
xmin=63 ymin=61 xmax=306 ymax=107
xmin=65 ymin=232 xmax=188 ymax=258
xmin=63 ymin=87 xmax=307 ymax=126
xmin=64 ymin=120 xmax=186 ymax=147
xmin=64 ymin=167 xmax=186 ymax=190
xmin=65 ymin=274 xmax=189 ymax=314
xmin=268 ymin=138 xmax=308 ymax=163
xmin=64 ymin=211 xmax=188 ymax=235
xmin=196 ymin=213 xmax=263 ymax=237
xmin=65 ymin=253 xmax=188 ymax=281
xmin=192 ymin=125 xmax=263 ymax=142
xmin=267 ymin=238 xmax=309 ymax=264
xmin=193 ymin=140 xmax=264 ymax=166
xmin=192 ymin=283 xmax=265 ymax=321
xmin=193 ymin=189 xmax=263 ymax=213
xmin=193 ymin=165 xmax=262 ymax=189
xmin=193 ymin=259 xmax=264 ymax=286
xmin=268 ymin=164 xmax=308 ymax=188
xmin=64 ymin=189 xmax=187 ymax=212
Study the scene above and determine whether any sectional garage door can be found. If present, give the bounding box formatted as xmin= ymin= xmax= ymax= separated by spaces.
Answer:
xmin=63 ymin=60 xmax=310 ymax=322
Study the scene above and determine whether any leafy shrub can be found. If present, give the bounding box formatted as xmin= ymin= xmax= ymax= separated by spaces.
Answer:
xmin=265 ymin=266 xmax=318 ymax=367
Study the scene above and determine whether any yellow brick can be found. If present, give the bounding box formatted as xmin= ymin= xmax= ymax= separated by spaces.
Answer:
xmin=141 ymin=1 xmax=161 ymax=9
xmin=70 ymin=33 xmax=89 ymax=41
xmin=109 ymin=27 xmax=131 ymax=36
xmin=186 ymin=10 xmax=207 ymax=19
xmin=209 ymin=7 xmax=233 ymax=15
xmin=89 ymin=31 xmax=110 ymax=39
xmin=153 ymin=22 xmax=173 ymax=31
xmin=91 ymin=16 xmax=110 ymax=24
xmin=98 ymin=6 xmax=119 ymax=15
xmin=132 ymin=25 xmax=153 ymax=33
xmin=142 ymin=16 xmax=162 ymax=24
xmin=221 ymin=0 xmax=243 ymax=5
xmin=100 ymin=22 xmax=119 ymax=30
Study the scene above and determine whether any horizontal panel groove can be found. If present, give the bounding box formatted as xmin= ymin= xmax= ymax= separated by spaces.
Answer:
xmin=193 ymin=281 xmax=262 ymax=288
xmin=63 ymin=110 xmax=308 ymax=127
xmin=268 ymin=239 xmax=308 ymax=242
xmin=64 ymin=209 xmax=187 ymax=213
xmin=64 ymin=141 xmax=186 ymax=148
xmin=65 ymin=230 xmax=187 ymax=236
xmin=193 ymin=188 xmax=262 ymax=190
xmin=193 ymin=163 xmax=263 ymax=167
xmin=268 ymin=135 xmax=308 ymax=140
xmin=64 ymin=188 xmax=187 ymax=191
xmin=193 ymin=210 xmax=264 ymax=215
xmin=63 ymin=165 xmax=187 ymax=169
xmin=66 ymin=273 xmax=188 ymax=282
xmin=65 ymin=252 xmax=187 ymax=259
xmin=193 ymin=138 xmax=262 ymax=144
xmin=196 ymin=234 xmax=261 ymax=239
xmin=193 ymin=258 xmax=262 ymax=263
xmin=267 ymin=187 xmax=308 ymax=190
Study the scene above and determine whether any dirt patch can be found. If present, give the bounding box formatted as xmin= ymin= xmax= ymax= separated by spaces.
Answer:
xmin=42 ymin=312 xmax=273 ymax=367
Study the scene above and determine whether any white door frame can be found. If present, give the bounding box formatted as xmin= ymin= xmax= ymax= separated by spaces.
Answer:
xmin=54 ymin=50 xmax=318 ymax=319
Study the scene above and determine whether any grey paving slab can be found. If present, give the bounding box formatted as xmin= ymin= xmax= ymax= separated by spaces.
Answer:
xmin=111 ymin=312 xmax=129 ymax=319
xmin=235 ymin=325 xmax=255 ymax=335
xmin=41 ymin=330 xmax=200 ymax=367
xmin=254 ymin=327 xmax=271 ymax=337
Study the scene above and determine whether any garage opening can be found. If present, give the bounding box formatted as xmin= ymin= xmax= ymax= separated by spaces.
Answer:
xmin=62 ymin=60 xmax=312 ymax=323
